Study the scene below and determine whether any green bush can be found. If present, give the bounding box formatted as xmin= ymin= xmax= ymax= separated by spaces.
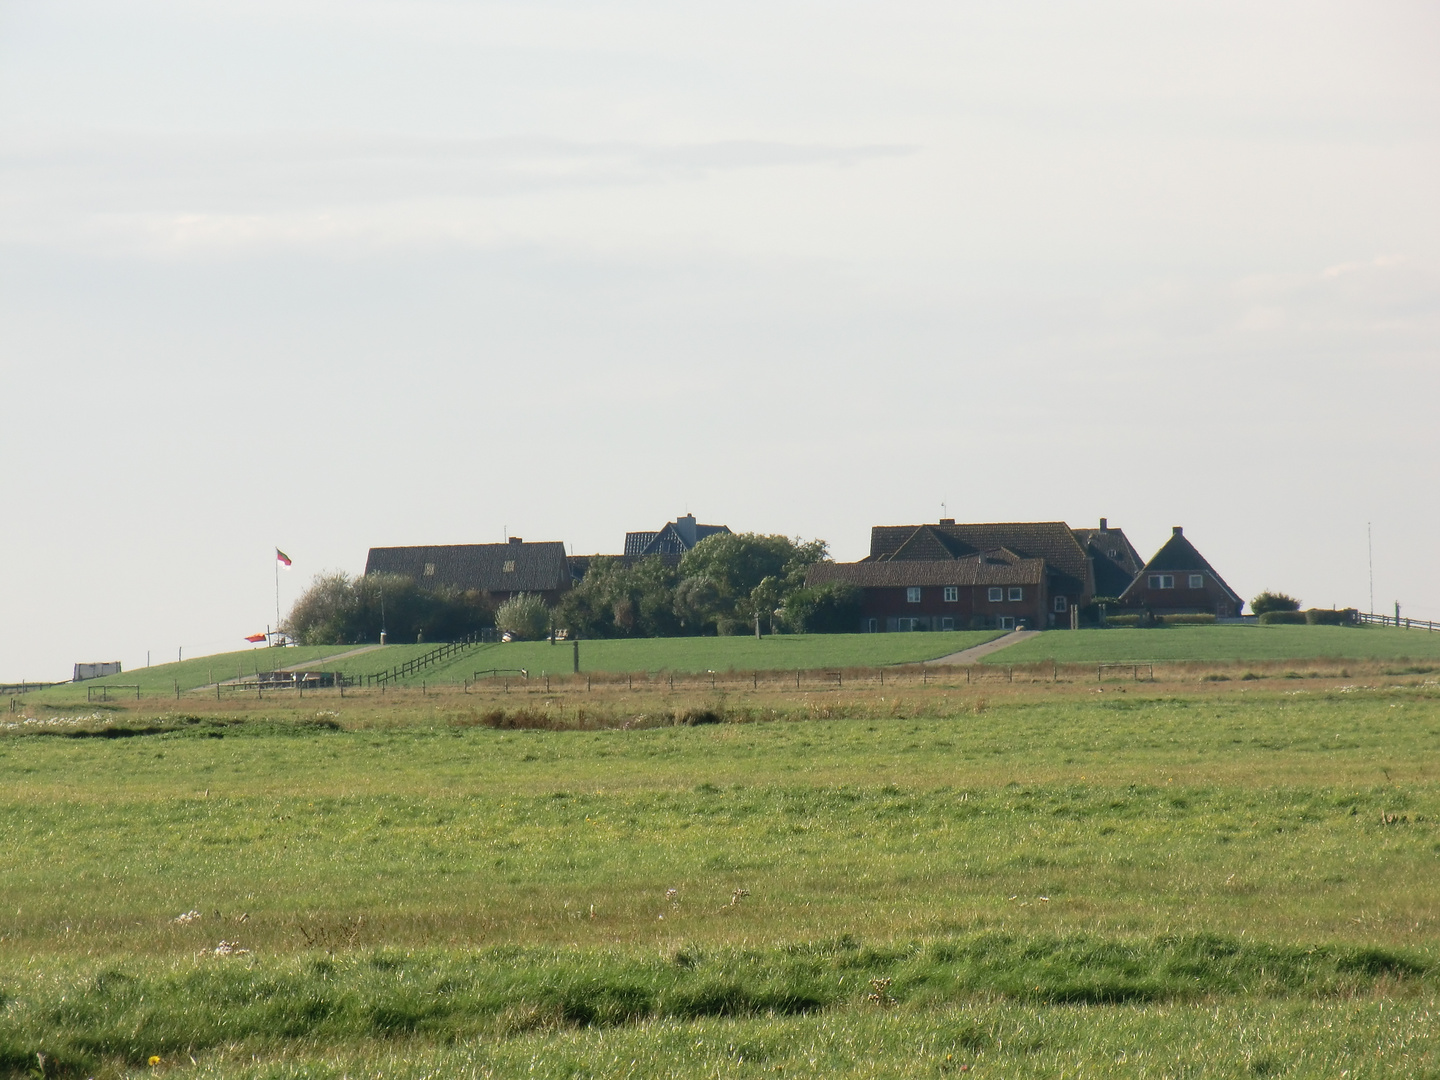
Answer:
xmin=1159 ymin=614 xmax=1216 ymax=626
xmin=495 ymin=593 xmax=551 ymax=641
xmin=1259 ymin=610 xmax=1307 ymax=625
xmin=782 ymin=583 xmax=864 ymax=634
xmin=1104 ymin=614 xmax=1142 ymax=627
xmin=1305 ymin=608 xmax=1357 ymax=626
xmin=285 ymin=572 xmax=494 ymax=645
xmin=1252 ymin=591 xmax=1300 ymax=615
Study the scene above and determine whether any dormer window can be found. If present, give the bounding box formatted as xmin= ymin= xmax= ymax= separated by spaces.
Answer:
xmin=503 ymin=560 xmax=516 ymax=573
xmin=423 ymin=563 xmax=436 ymax=577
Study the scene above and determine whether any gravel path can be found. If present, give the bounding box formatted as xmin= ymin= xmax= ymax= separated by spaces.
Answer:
xmin=924 ymin=629 xmax=1041 ymax=665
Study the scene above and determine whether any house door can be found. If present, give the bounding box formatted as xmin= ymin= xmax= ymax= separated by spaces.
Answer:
xmin=998 ymin=616 xmax=1015 ymax=630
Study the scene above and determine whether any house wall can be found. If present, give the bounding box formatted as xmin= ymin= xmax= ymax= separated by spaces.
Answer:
xmin=858 ymin=584 xmax=1047 ymax=631
xmin=1123 ymin=574 xmax=1239 ymax=616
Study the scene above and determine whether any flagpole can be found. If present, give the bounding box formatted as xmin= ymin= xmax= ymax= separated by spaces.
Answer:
xmin=275 ymin=549 xmax=281 ymax=643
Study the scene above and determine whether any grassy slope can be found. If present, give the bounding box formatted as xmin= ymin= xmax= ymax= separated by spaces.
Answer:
xmin=3 ymin=682 xmax=1439 ymax=1075
xmin=275 ymin=631 xmax=1007 ymax=685
xmin=989 ymin=624 xmax=1440 ymax=664
xmin=24 ymin=645 xmax=372 ymax=705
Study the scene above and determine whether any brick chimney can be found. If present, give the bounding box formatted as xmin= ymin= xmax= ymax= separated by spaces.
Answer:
xmin=508 ymin=536 xmax=523 ymax=545
xmin=1098 ymin=517 xmax=1108 ymax=532
xmin=939 ymin=518 xmax=955 ymax=526
xmin=1172 ymin=526 xmax=1183 ymax=536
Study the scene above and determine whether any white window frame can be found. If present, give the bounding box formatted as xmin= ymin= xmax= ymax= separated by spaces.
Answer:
xmin=987 ymin=587 xmax=1003 ymax=603
xmin=998 ymin=616 xmax=1015 ymax=630
xmin=1054 ymin=595 xmax=1067 ymax=612
xmin=1188 ymin=574 xmax=1204 ymax=589
xmin=866 ymin=617 xmax=878 ymax=633
xmin=1008 ymin=587 xmax=1023 ymax=602
xmin=1149 ymin=574 xmax=1174 ymax=590
xmin=943 ymin=586 xmax=959 ymax=603
xmin=906 ymin=586 xmax=921 ymax=603
xmin=940 ymin=616 xmax=955 ymax=630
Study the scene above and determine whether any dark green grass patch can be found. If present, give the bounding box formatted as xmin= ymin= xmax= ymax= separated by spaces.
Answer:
xmin=1 ymin=935 xmax=1428 ymax=1077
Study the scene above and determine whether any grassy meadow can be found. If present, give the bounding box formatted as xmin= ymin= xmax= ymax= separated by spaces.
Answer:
xmin=3 ymin=669 xmax=1440 ymax=1076
xmin=990 ymin=624 xmax=1440 ymax=665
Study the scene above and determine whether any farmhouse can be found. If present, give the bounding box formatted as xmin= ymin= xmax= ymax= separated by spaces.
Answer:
xmin=363 ymin=538 xmax=572 ymax=605
xmin=1119 ymin=526 xmax=1244 ymax=617
xmin=808 ymin=548 xmax=1048 ymax=631
xmin=813 ymin=516 xmax=1237 ymax=631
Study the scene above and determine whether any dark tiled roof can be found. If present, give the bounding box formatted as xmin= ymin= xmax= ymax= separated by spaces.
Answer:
xmin=1120 ymin=529 xmax=1243 ymax=606
xmin=868 ymin=521 xmax=1090 ymax=594
xmin=808 ymin=552 xmax=1045 ymax=589
xmin=1072 ymin=526 xmax=1145 ymax=599
xmin=623 ymin=532 xmax=659 ymax=557
xmin=364 ymin=542 xmax=571 ymax=594
xmin=625 ymin=518 xmax=731 ymax=557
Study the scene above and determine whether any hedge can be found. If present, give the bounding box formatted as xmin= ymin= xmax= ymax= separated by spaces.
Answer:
xmin=1159 ymin=614 xmax=1217 ymax=626
xmin=1305 ymin=608 xmax=1358 ymax=626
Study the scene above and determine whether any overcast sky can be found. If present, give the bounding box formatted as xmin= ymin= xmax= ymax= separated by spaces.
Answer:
xmin=3 ymin=1 xmax=1438 ymax=680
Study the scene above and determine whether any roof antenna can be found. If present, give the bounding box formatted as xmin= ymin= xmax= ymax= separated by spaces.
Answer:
xmin=941 ymin=499 xmax=947 ymax=519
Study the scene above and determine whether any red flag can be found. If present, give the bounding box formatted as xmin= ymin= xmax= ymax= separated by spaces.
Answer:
xmin=276 ymin=549 xmax=292 ymax=566
xmin=245 ymin=633 xmax=267 ymax=643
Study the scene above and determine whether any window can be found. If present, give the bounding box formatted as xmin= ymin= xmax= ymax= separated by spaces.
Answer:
xmin=943 ymin=586 xmax=959 ymax=602
xmin=940 ymin=616 xmax=955 ymax=630
xmin=1188 ymin=574 xmax=1204 ymax=589
xmin=898 ymin=617 xmax=919 ymax=631
xmin=998 ymin=616 xmax=1015 ymax=630
xmin=1008 ymin=587 xmax=1023 ymax=602
xmin=866 ymin=618 xmax=878 ymax=633
xmin=1054 ymin=595 xmax=1067 ymax=612
xmin=503 ymin=560 xmax=516 ymax=573
xmin=423 ymin=562 xmax=436 ymax=577
xmin=906 ymin=587 xmax=921 ymax=603
xmin=988 ymin=587 xmax=1003 ymax=602
xmin=1149 ymin=574 xmax=1174 ymax=589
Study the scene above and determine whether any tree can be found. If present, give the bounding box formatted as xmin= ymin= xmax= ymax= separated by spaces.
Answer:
xmin=284 ymin=572 xmax=494 ymax=644
xmin=495 ymin=593 xmax=550 ymax=641
xmin=1251 ymin=591 xmax=1300 ymax=615
xmin=554 ymin=556 xmax=681 ymax=638
xmin=677 ymin=533 xmax=829 ymax=634
xmin=782 ymin=583 xmax=863 ymax=633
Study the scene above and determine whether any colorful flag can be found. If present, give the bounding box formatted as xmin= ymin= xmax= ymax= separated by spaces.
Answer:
xmin=245 ymin=633 xmax=267 ymax=643
xmin=276 ymin=549 xmax=292 ymax=566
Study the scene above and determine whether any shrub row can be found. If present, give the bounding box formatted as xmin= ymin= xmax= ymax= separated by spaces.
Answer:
xmin=1258 ymin=609 xmax=1358 ymax=626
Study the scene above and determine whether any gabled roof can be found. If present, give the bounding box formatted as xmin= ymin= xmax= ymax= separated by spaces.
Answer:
xmin=625 ymin=514 xmax=730 ymax=558
xmin=1120 ymin=528 xmax=1243 ymax=607
xmin=1072 ymin=521 xmax=1145 ymax=599
xmin=868 ymin=521 xmax=1091 ymax=595
xmin=809 ymin=551 xmax=1045 ymax=589
xmin=364 ymin=541 xmax=571 ymax=594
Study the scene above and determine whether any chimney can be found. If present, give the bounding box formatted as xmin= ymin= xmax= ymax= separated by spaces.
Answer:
xmin=675 ymin=514 xmax=697 ymax=547
xmin=938 ymin=517 xmax=955 ymax=526
xmin=1098 ymin=517 xmax=1108 ymax=532
xmin=509 ymin=536 xmax=523 ymax=545
xmin=1172 ymin=526 xmax=1183 ymax=536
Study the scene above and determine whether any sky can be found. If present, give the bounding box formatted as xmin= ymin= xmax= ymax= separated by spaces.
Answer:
xmin=2 ymin=0 xmax=1438 ymax=680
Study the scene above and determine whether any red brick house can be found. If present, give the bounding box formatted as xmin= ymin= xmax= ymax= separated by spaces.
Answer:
xmin=808 ymin=549 xmax=1048 ymax=631
xmin=1119 ymin=526 xmax=1244 ymax=617
xmin=862 ymin=519 xmax=1097 ymax=627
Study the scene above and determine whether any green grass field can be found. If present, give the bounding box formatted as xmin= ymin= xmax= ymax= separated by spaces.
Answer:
xmin=3 ymin=674 xmax=1439 ymax=1076
xmin=988 ymin=624 xmax=1440 ymax=664
xmin=28 ymin=633 xmax=1004 ymax=705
